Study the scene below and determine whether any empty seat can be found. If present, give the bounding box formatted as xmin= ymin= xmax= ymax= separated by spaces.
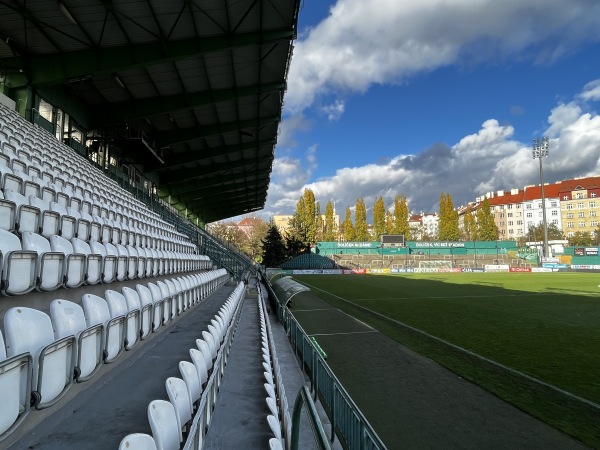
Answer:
xmin=49 ymin=299 xmax=103 ymax=382
xmin=157 ymin=281 xmax=172 ymax=325
xmin=147 ymin=283 xmax=165 ymax=331
xmin=113 ymin=288 xmax=141 ymax=350
xmin=21 ymin=231 xmax=65 ymax=291
xmin=148 ymin=400 xmax=179 ymax=450
xmin=165 ymin=377 xmax=192 ymax=442
xmin=3 ymin=189 xmax=40 ymax=235
xmin=3 ymin=307 xmax=76 ymax=409
xmin=189 ymin=349 xmax=209 ymax=388
xmin=82 ymin=294 xmax=124 ymax=364
xmin=28 ymin=196 xmax=60 ymax=238
xmin=0 ymin=329 xmax=32 ymax=440
xmin=71 ymin=237 xmax=102 ymax=285
xmin=178 ymin=361 xmax=201 ymax=410
xmin=49 ymin=202 xmax=76 ymax=240
xmin=50 ymin=235 xmax=86 ymax=288
xmin=90 ymin=240 xmax=116 ymax=284
xmin=118 ymin=433 xmax=157 ymax=450
xmin=135 ymin=284 xmax=156 ymax=337
xmin=0 ymin=228 xmax=37 ymax=295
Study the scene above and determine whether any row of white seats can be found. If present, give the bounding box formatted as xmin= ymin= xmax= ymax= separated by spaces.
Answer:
xmin=259 ymin=284 xmax=291 ymax=450
xmin=118 ymin=282 xmax=246 ymax=450
xmin=0 ymin=268 xmax=230 ymax=442
xmin=0 ymin=228 xmax=211 ymax=295
xmin=0 ymin=183 xmax=194 ymax=253
xmin=0 ymin=110 xmax=193 ymax=247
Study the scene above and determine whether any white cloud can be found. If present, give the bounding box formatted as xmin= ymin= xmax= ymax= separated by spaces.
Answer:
xmin=261 ymin=80 xmax=600 ymax=220
xmin=579 ymin=79 xmax=600 ymax=102
xmin=285 ymin=0 xmax=600 ymax=115
xmin=320 ymin=100 xmax=345 ymax=121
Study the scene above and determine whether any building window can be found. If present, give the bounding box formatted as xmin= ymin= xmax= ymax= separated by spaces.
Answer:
xmin=578 ymin=212 xmax=585 ymax=218
xmin=508 ymin=221 xmax=513 ymax=226
xmin=592 ymin=192 xmax=597 ymax=198
xmin=538 ymin=202 xmax=542 ymax=208
xmin=566 ymin=204 xmax=574 ymax=210
xmin=579 ymin=221 xmax=586 ymax=227
xmin=591 ymin=211 xmax=597 ymax=217
xmin=590 ymin=202 xmax=596 ymax=208
xmin=566 ymin=213 xmax=574 ymax=219
xmin=551 ymin=210 xmax=558 ymax=216
xmin=575 ymin=193 xmax=584 ymax=199
xmin=567 ymin=222 xmax=574 ymax=228
xmin=508 ymin=213 xmax=513 ymax=217
xmin=517 ymin=220 xmax=523 ymax=225
xmin=508 ymin=204 xmax=513 ymax=209
xmin=591 ymin=221 xmax=598 ymax=227
xmin=567 ymin=232 xmax=574 ymax=237
xmin=526 ymin=212 xmax=533 ymax=218
xmin=564 ymin=195 xmax=569 ymax=200
xmin=552 ymin=219 xmax=558 ymax=225
xmin=577 ymin=202 xmax=584 ymax=208
xmin=551 ymin=201 xmax=558 ymax=207
xmin=526 ymin=204 xmax=532 ymax=209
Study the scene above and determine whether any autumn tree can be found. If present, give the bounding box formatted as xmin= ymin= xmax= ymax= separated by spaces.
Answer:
xmin=462 ymin=208 xmax=477 ymax=241
xmin=476 ymin=198 xmax=498 ymax=241
xmin=393 ymin=194 xmax=411 ymax=240
xmin=239 ymin=218 xmax=269 ymax=263
xmin=372 ymin=196 xmax=386 ymax=241
xmin=438 ymin=192 xmax=460 ymax=241
xmin=314 ymin=201 xmax=324 ymax=242
xmin=354 ymin=198 xmax=369 ymax=241
xmin=324 ymin=200 xmax=337 ymax=241
xmin=342 ymin=206 xmax=355 ymax=241
xmin=527 ymin=223 xmax=564 ymax=242
xmin=567 ymin=231 xmax=593 ymax=246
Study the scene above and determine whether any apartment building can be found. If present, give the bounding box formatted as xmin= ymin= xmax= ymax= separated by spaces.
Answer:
xmin=558 ymin=176 xmax=600 ymax=237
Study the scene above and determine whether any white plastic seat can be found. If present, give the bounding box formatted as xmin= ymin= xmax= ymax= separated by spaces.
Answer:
xmin=118 ymin=433 xmax=157 ymax=450
xmin=148 ymin=400 xmax=179 ymax=450
xmin=105 ymin=289 xmax=138 ymax=351
xmin=189 ymin=348 xmax=209 ymax=387
xmin=125 ymin=245 xmax=138 ymax=280
xmin=136 ymin=246 xmax=147 ymax=278
xmin=71 ymin=237 xmax=102 ymax=285
xmin=28 ymin=196 xmax=60 ymax=238
xmin=201 ymin=331 xmax=217 ymax=361
xmin=135 ymin=284 xmax=155 ymax=337
xmin=49 ymin=299 xmax=103 ymax=382
xmin=0 ymin=329 xmax=32 ymax=439
xmin=0 ymin=228 xmax=37 ymax=295
xmin=90 ymin=240 xmax=116 ymax=283
xmin=49 ymin=201 xmax=76 ymax=240
xmin=3 ymin=189 xmax=40 ymax=235
xmin=119 ymin=288 xmax=142 ymax=350
xmin=165 ymin=377 xmax=192 ymax=442
xmin=21 ymin=231 xmax=65 ymax=291
xmin=267 ymin=414 xmax=282 ymax=442
xmin=165 ymin=279 xmax=179 ymax=317
xmin=82 ymin=294 xmax=124 ymax=364
xmin=178 ymin=361 xmax=201 ymax=409
xmin=114 ymin=243 xmax=128 ymax=282
xmin=49 ymin=235 xmax=85 ymax=288
xmin=0 ymin=191 xmax=17 ymax=232
xmin=147 ymin=282 xmax=165 ymax=330
xmin=195 ymin=339 xmax=213 ymax=372
xmin=157 ymin=281 xmax=172 ymax=325
xmin=3 ymin=307 xmax=76 ymax=409
xmin=269 ymin=437 xmax=284 ymax=450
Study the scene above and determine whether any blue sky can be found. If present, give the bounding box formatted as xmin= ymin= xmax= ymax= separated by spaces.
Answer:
xmin=249 ymin=0 xmax=600 ymax=221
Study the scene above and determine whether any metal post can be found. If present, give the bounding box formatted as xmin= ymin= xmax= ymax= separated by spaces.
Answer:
xmin=533 ymin=137 xmax=550 ymax=258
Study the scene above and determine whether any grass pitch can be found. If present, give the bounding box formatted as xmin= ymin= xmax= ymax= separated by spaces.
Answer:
xmin=292 ymin=272 xmax=600 ymax=448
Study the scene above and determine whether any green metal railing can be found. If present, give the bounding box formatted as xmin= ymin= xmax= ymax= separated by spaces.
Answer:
xmin=291 ymin=386 xmax=332 ymax=450
xmin=265 ymin=278 xmax=387 ymax=450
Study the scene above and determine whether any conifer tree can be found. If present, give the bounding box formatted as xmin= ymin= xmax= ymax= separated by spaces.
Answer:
xmin=342 ymin=206 xmax=355 ymax=241
xmin=476 ymin=198 xmax=498 ymax=241
xmin=314 ymin=201 xmax=324 ymax=242
xmin=463 ymin=208 xmax=477 ymax=241
xmin=261 ymin=220 xmax=286 ymax=267
xmin=324 ymin=200 xmax=336 ymax=241
xmin=393 ymin=194 xmax=411 ymax=240
xmin=372 ymin=196 xmax=386 ymax=241
xmin=438 ymin=192 xmax=460 ymax=241
xmin=354 ymin=198 xmax=369 ymax=241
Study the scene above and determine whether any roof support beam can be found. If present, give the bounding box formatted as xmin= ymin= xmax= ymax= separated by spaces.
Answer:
xmin=91 ymin=82 xmax=285 ymax=127
xmin=156 ymin=116 xmax=278 ymax=147
xmin=22 ymin=28 xmax=295 ymax=87
xmin=159 ymin=158 xmax=271 ymax=185
xmin=149 ymin=139 xmax=275 ymax=172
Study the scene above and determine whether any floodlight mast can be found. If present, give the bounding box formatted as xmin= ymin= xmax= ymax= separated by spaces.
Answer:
xmin=532 ymin=137 xmax=550 ymax=259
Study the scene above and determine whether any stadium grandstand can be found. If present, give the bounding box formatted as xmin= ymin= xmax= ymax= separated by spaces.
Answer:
xmin=0 ymin=1 xmax=372 ymax=449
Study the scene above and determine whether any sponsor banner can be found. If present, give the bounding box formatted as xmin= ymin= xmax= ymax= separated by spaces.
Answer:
xmin=390 ymin=268 xmax=415 ymax=273
xmin=437 ymin=268 xmax=463 ymax=273
xmin=367 ymin=268 xmax=391 ymax=274
xmin=466 ymin=268 xmax=486 ymax=273
xmin=574 ymin=248 xmax=585 ymax=256
xmin=337 ymin=241 xmax=374 ymax=248
xmin=484 ymin=264 xmax=510 ymax=272
xmin=413 ymin=268 xmax=440 ymax=273
xmin=292 ymin=269 xmax=343 ymax=275
xmin=542 ymin=263 xmax=568 ymax=269
xmin=571 ymin=264 xmax=600 ymax=270
xmin=414 ymin=241 xmax=465 ymax=248
xmin=509 ymin=267 xmax=531 ymax=273
xmin=585 ymin=247 xmax=599 ymax=256
xmin=531 ymin=268 xmax=553 ymax=273
xmin=541 ymin=257 xmax=559 ymax=263
xmin=352 ymin=269 xmax=367 ymax=274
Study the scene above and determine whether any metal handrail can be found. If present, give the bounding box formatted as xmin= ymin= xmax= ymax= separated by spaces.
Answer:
xmin=291 ymin=386 xmax=332 ymax=450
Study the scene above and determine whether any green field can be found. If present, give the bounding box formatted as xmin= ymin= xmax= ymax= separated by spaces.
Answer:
xmin=292 ymin=272 xmax=600 ymax=447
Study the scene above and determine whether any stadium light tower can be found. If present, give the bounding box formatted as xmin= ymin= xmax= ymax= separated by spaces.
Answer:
xmin=532 ymin=137 xmax=550 ymax=259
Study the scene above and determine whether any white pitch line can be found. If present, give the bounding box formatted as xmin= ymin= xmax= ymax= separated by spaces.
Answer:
xmin=293 ymin=308 xmax=336 ymax=312
xmin=310 ymin=331 xmax=378 ymax=337
xmin=297 ymin=279 xmax=600 ymax=412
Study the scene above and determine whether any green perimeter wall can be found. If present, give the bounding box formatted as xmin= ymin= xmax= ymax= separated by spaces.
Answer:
xmin=315 ymin=240 xmax=520 ymax=256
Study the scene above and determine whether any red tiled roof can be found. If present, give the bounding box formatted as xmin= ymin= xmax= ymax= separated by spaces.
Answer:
xmin=559 ymin=176 xmax=600 ymax=192
xmin=522 ymin=183 xmax=562 ymax=200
